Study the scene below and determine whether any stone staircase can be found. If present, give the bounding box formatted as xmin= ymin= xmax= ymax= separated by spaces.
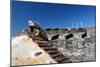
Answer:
xmin=35 ymin=40 xmax=71 ymax=63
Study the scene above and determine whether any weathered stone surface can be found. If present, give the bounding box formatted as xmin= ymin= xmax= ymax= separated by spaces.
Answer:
xmin=47 ymin=28 xmax=96 ymax=62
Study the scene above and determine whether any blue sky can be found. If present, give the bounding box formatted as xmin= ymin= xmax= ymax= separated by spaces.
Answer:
xmin=11 ymin=1 xmax=96 ymax=36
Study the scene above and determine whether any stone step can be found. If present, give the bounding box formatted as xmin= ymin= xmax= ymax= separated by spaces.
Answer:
xmin=42 ymin=47 xmax=57 ymax=51
xmin=46 ymin=50 xmax=59 ymax=54
xmin=55 ymin=57 xmax=69 ymax=63
xmin=35 ymin=41 xmax=50 ymax=44
xmin=38 ymin=44 xmax=52 ymax=47
xmin=50 ymin=53 xmax=63 ymax=58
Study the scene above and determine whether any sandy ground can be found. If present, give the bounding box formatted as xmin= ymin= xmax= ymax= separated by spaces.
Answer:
xmin=11 ymin=35 xmax=57 ymax=66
